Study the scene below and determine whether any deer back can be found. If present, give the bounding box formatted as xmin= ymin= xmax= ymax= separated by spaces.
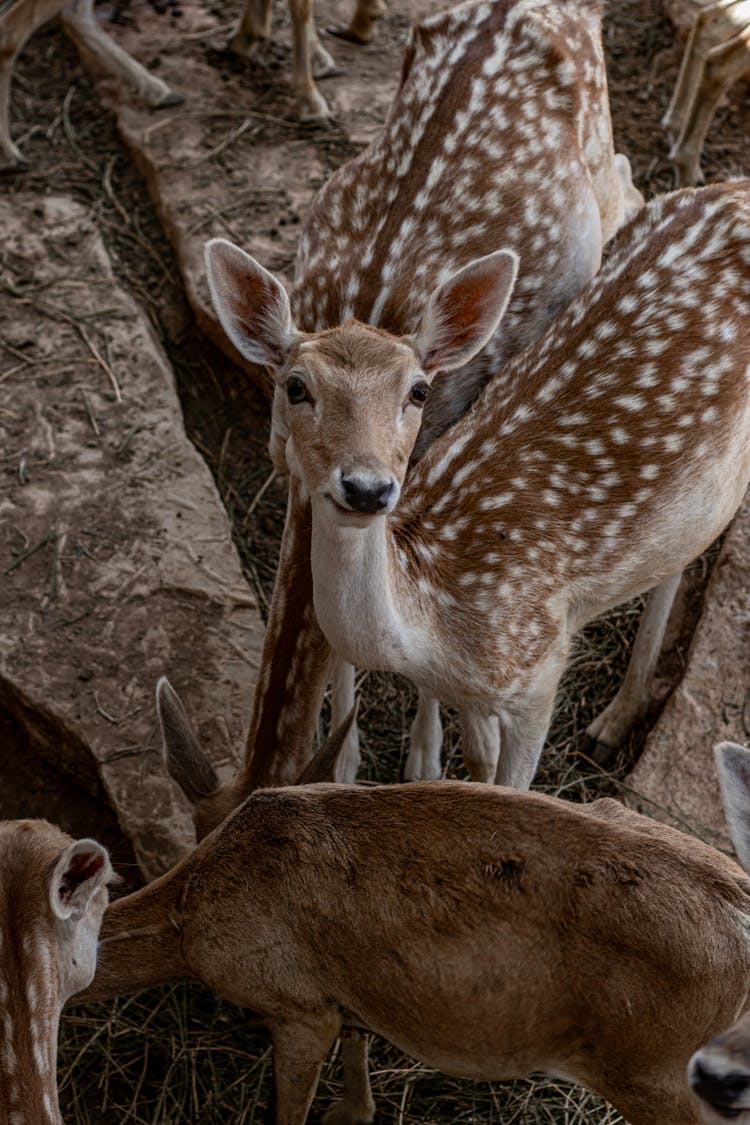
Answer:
xmin=386 ymin=182 xmax=750 ymax=685
xmin=286 ymin=0 xmax=623 ymax=457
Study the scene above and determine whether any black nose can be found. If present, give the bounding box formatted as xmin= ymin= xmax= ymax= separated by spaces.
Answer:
xmin=691 ymin=1059 xmax=750 ymax=1106
xmin=341 ymin=474 xmax=395 ymax=514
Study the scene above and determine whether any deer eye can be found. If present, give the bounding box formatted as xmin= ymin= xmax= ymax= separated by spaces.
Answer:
xmin=286 ymin=376 xmax=309 ymax=405
xmin=409 ymin=381 xmax=429 ymax=407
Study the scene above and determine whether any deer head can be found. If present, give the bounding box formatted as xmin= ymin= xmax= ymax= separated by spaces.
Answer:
xmin=205 ymin=238 xmax=518 ymax=520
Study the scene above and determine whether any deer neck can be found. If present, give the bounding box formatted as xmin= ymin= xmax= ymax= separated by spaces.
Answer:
xmin=80 ymin=869 xmax=191 ymax=1003
xmin=0 ymin=997 xmax=63 ymax=1125
xmin=309 ymin=494 xmax=413 ymax=673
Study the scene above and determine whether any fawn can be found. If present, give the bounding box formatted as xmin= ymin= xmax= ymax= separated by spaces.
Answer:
xmin=79 ymin=678 xmax=750 ymax=1125
xmin=0 ymin=820 xmax=112 ymax=1123
xmin=183 ymin=0 xmax=638 ymax=832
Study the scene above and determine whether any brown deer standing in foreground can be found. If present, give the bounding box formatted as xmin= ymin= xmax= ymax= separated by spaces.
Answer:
xmin=180 ymin=0 xmax=639 ymax=829
xmin=0 ymin=0 xmax=183 ymax=171
xmin=79 ymin=678 xmax=750 ymax=1125
xmin=663 ymin=0 xmax=750 ymax=185
xmin=204 ymin=181 xmax=750 ymax=793
xmin=0 ymin=819 xmax=112 ymax=1123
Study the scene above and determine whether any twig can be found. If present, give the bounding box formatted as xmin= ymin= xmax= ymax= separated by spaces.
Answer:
xmin=3 ymin=530 xmax=58 ymax=575
xmin=102 ymin=156 xmax=131 ymax=226
xmin=242 ymin=468 xmax=277 ymax=527
xmin=62 ymin=86 xmax=97 ymax=172
xmin=76 ymin=322 xmax=122 ymax=402
xmin=78 ymin=386 xmax=100 ymax=435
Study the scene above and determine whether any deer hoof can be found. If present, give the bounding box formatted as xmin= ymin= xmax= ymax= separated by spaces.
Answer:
xmin=321 ymin=1099 xmax=375 ymax=1125
xmin=0 ymin=154 xmax=30 ymax=175
xmin=297 ymin=89 xmax=331 ymax=122
xmin=325 ymin=24 xmax=371 ymax=44
xmin=156 ymin=90 xmax=185 ymax=109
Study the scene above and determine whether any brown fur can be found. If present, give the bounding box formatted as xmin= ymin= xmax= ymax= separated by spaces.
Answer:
xmin=80 ymin=782 xmax=750 ymax=1124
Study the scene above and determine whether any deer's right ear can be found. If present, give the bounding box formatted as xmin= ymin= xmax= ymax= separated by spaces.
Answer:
xmin=49 ymin=840 xmax=112 ymax=921
xmin=156 ymin=677 xmax=221 ymax=805
xmin=715 ymin=741 xmax=750 ymax=874
xmin=205 ymin=239 xmax=294 ymax=371
xmin=414 ymin=249 xmax=519 ymax=375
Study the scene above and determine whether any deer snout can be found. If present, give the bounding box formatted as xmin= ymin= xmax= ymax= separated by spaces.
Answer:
xmin=689 ymin=1052 xmax=750 ymax=1120
xmin=337 ymin=467 xmax=398 ymax=515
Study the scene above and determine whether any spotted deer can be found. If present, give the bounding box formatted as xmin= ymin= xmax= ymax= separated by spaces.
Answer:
xmin=78 ymin=680 xmax=750 ymax=1125
xmin=0 ymin=819 xmax=113 ymax=1123
xmin=204 ymin=181 xmax=750 ymax=794
xmin=688 ymin=743 xmax=750 ymax=1125
xmin=230 ymin=0 xmax=387 ymax=120
xmin=0 ymin=0 xmax=183 ymax=171
xmin=185 ymin=0 xmax=640 ymax=828
xmin=663 ymin=0 xmax=750 ymax=185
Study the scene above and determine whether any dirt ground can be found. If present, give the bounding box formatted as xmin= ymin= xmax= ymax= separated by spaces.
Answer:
xmin=1 ymin=0 xmax=749 ymax=1120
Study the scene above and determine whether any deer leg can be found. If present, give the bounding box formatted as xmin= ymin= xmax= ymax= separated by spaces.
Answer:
xmin=494 ymin=662 xmax=566 ymax=789
xmin=586 ymin=573 xmax=681 ymax=766
xmin=60 ymin=0 xmax=182 ymax=108
xmin=288 ymin=0 xmax=330 ymax=119
xmin=229 ymin=0 xmax=272 ymax=57
xmin=664 ymin=8 xmax=750 ymax=185
xmin=321 ymin=1028 xmax=375 ymax=1125
xmin=268 ymin=1016 xmax=339 ymax=1125
xmin=0 ymin=0 xmax=66 ymax=169
xmin=460 ymin=708 xmax=500 ymax=784
xmin=331 ymin=658 xmax=360 ymax=782
xmin=405 ymin=693 xmax=443 ymax=781
xmin=328 ymin=0 xmax=387 ymax=45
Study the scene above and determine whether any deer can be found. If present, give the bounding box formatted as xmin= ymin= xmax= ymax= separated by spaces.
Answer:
xmin=202 ymin=179 xmax=750 ymax=797
xmin=230 ymin=0 xmax=387 ymax=120
xmin=662 ymin=0 xmax=750 ymax=185
xmin=179 ymin=0 xmax=642 ymax=831
xmin=0 ymin=818 xmax=113 ymax=1124
xmin=76 ymin=677 xmax=750 ymax=1125
xmin=0 ymin=0 xmax=184 ymax=171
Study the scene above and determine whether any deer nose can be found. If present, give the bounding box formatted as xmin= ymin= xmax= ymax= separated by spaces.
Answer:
xmin=690 ymin=1058 xmax=750 ymax=1106
xmin=340 ymin=472 xmax=397 ymax=514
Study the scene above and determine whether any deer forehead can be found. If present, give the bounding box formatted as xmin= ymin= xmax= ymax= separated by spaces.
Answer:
xmin=0 ymin=820 xmax=72 ymax=872
xmin=290 ymin=327 xmax=420 ymax=397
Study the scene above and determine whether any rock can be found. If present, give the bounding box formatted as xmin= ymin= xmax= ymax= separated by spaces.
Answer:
xmin=0 ymin=194 xmax=263 ymax=879
xmin=627 ymin=495 xmax=750 ymax=854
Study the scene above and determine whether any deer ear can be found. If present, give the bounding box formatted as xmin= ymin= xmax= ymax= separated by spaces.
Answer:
xmin=49 ymin=840 xmax=112 ymax=921
xmin=715 ymin=742 xmax=750 ymax=874
xmin=415 ymin=250 xmax=519 ymax=374
xmin=295 ymin=701 xmax=360 ymax=785
xmin=205 ymin=239 xmax=294 ymax=371
xmin=156 ymin=677 xmax=220 ymax=805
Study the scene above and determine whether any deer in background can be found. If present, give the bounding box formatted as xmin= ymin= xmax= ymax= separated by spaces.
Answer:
xmin=205 ymin=181 xmax=750 ymax=792
xmin=177 ymin=0 xmax=640 ymax=830
xmin=0 ymin=0 xmax=183 ymax=171
xmin=662 ymin=0 xmax=750 ymax=185
xmin=0 ymin=819 xmax=113 ymax=1123
xmin=79 ymin=678 xmax=750 ymax=1125
xmin=230 ymin=0 xmax=387 ymax=119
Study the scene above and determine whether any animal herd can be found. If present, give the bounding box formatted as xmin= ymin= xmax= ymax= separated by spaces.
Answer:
xmin=1 ymin=0 xmax=750 ymax=1121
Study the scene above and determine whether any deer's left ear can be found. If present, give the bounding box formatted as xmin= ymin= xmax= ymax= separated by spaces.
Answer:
xmin=414 ymin=249 xmax=519 ymax=375
xmin=205 ymin=239 xmax=294 ymax=372
xmin=48 ymin=840 xmax=112 ymax=921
